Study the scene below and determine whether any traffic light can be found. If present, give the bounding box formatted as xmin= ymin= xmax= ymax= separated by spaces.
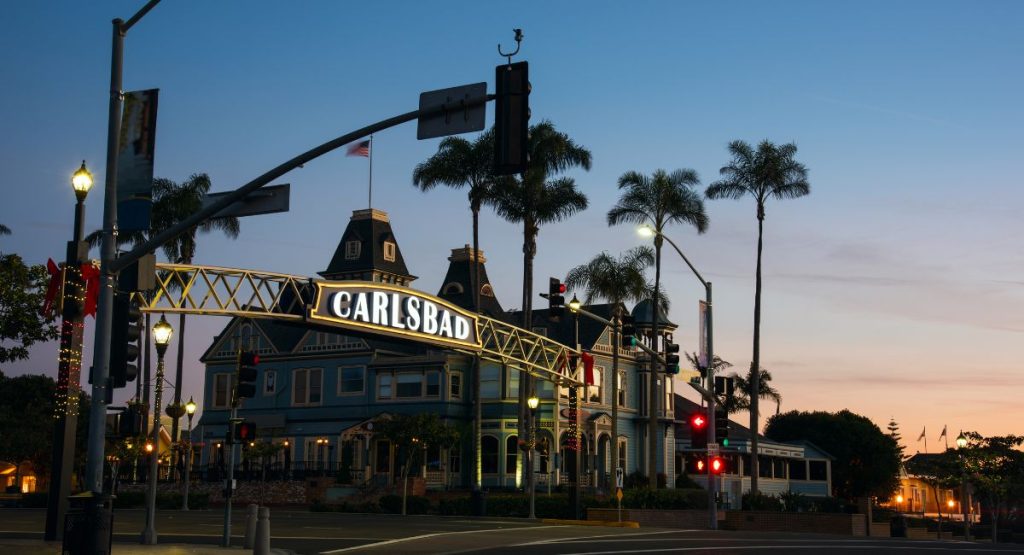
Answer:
xmin=664 ymin=335 xmax=680 ymax=374
xmin=689 ymin=411 xmax=708 ymax=450
xmin=620 ymin=315 xmax=636 ymax=348
xmin=714 ymin=376 xmax=735 ymax=398
xmin=108 ymin=292 xmax=141 ymax=388
xmin=686 ymin=454 xmax=707 ymax=474
xmin=235 ymin=350 xmax=259 ymax=401
xmin=710 ymin=455 xmax=726 ymax=475
xmin=494 ymin=61 xmax=530 ymax=175
xmin=233 ymin=421 xmax=257 ymax=442
xmin=715 ymin=407 xmax=730 ymax=447
xmin=547 ymin=277 xmax=566 ymax=322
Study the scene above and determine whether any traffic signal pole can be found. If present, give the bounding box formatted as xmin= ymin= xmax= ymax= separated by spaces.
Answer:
xmin=656 ymin=232 xmax=717 ymax=530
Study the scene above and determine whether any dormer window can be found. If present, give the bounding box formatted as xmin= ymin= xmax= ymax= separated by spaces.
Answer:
xmin=383 ymin=240 xmax=396 ymax=262
xmin=443 ymin=282 xmax=464 ymax=295
xmin=345 ymin=240 xmax=361 ymax=260
xmin=481 ymin=284 xmax=495 ymax=298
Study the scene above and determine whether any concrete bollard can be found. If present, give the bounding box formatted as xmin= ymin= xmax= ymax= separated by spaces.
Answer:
xmin=254 ymin=506 xmax=271 ymax=555
xmin=243 ymin=503 xmax=258 ymax=549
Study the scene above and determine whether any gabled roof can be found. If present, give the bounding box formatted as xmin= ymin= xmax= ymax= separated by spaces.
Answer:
xmin=515 ymin=303 xmax=625 ymax=351
xmin=320 ymin=209 xmax=416 ymax=282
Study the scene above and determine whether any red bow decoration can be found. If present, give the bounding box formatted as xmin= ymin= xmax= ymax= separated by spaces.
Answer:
xmin=80 ymin=262 xmax=100 ymax=318
xmin=42 ymin=258 xmax=62 ymax=317
xmin=581 ymin=352 xmax=596 ymax=386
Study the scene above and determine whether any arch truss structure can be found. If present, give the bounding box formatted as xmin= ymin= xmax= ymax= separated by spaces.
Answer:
xmin=138 ymin=263 xmax=582 ymax=386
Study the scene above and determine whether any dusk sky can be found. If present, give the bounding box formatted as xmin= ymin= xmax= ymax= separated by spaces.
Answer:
xmin=2 ymin=1 xmax=1021 ymax=453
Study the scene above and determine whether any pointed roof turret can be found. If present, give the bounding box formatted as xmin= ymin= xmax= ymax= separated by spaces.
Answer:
xmin=319 ymin=209 xmax=417 ymax=285
xmin=437 ymin=245 xmax=504 ymax=317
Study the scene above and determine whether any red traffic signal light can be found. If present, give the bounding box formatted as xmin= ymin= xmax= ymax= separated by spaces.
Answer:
xmin=710 ymin=456 xmax=725 ymax=474
xmin=690 ymin=413 xmax=707 ymax=430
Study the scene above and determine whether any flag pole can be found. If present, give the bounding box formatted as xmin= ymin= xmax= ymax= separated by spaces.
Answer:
xmin=368 ymin=134 xmax=374 ymax=209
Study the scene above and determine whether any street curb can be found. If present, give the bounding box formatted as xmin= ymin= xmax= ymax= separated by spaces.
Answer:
xmin=540 ymin=518 xmax=640 ymax=528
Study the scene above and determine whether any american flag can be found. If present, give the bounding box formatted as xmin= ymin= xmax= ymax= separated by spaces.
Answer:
xmin=346 ymin=140 xmax=370 ymax=157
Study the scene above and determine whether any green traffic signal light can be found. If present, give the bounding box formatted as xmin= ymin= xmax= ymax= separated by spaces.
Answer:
xmin=722 ymin=438 xmax=729 ymax=447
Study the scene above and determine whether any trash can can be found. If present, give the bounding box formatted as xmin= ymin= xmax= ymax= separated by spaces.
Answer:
xmin=890 ymin=515 xmax=907 ymax=538
xmin=63 ymin=492 xmax=114 ymax=555
xmin=471 ymin=489 xmax=487 ymax=516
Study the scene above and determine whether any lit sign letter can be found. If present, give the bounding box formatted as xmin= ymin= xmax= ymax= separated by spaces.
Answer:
xmin=404 ymin=297 xmax=421 ymax=331
xmin=454 ymin=316 xmax=470 ymax=340
xmin=352 ymin=292 xmax=370 ymax=322
xmin=423 ymin=301 xmax=438 ymax=335
xmin=437 ymin=310 xmax=453 ymax=338
xmin=331 ymin=291 xmax=352 ymax=318
xmin=371 ymin=291 xmax=388 ymax=326
xmin=389 ymin=293 xmax=405 ymax=330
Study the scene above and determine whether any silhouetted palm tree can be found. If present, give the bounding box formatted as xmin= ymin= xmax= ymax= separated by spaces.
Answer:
xmin=730 ymin=365 xmax=782 ymax=416
xmin=685 ymin=352 xmax=741 ymax=413
xmin=705 ymin=140 xmax=809 ymax=494
xmin=0 ymin=224 xmax=10 ymax=235
xmin=608 ymin=168 xmax=707 ymax=488
xmin=412 ymin=129 xmax=497 ymax=490
xmin=490 ymin=120 xmax=590 ymax=486
xmin=566 ymin=246 xmax=654 ymax=485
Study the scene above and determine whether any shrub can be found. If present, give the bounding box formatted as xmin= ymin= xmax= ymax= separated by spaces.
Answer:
xmin=675 ymin=474 xmax=701 ymax=489
xmin=112 ymin=491 xmax=146 ymax=509
xmin=742 ymin=492 xmax=783 ymax=511
xmin=780 ymin=491 xmax=808 ymax=512
xmin=623 ymin=471 xmax=648 ymax=489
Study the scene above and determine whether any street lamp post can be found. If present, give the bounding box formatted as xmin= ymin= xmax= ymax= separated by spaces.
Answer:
xmin=44 ymin=162 xmax=94 ymax=541
xmin=142 ymin=315 xmax=173 ymax=545
xmin=527 ymin=395 xmax=539 ymax=519
xmin=638 ymin=225 xmax=716 ymax=530
xmin=956 ymin=431 xmax=970 ymax=541
xmin=181 ymin=397 xmax=197 ymax=511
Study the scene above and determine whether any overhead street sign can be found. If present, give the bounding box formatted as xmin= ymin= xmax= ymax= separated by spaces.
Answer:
xmin=203 ymin=184 xmax=290 ymax=219
xmin=417 ymin=82 xmax=487 ymax=140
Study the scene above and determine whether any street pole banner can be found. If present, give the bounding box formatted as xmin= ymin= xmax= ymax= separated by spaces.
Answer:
xmin=117 ymin=89 xmax=159 ymax=232
xmin=698 ymin=300 xmax=708 ymax=367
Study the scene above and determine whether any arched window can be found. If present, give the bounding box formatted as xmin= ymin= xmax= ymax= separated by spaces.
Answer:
xmin=443 ymin=282 xmax=464 ymax=295
xmin=481 ymin=283 xmax=495 ymax=297
xmin=505 ymin=436 xmax=518 ymax=475
xmin=481 ymin=436 xmax=499 ymax=474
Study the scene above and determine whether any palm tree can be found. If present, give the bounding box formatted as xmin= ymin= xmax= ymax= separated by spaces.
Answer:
xmin=705 ymin=139 xmax=809 ymax=494
xmin=0 ymin=224 xmax=10 ymax=235
xmin=730 ymin=365 xmax=782 ymax=416
xmin=412 ymin=129 xmax=497 ymax=491
xmin=490 ymin=120 xmax=590 ymax=487
xmin=608 ymin=168 xmax=708 ymax=488
xmin=565 ymin=246 xmax=654 ymax=489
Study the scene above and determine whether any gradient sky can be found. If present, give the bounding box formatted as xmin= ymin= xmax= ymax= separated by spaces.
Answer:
xmin=2 ymin=1 xmax=1021 ymax=454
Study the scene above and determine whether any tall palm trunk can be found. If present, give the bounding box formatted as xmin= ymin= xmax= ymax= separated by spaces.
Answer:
xmin=611 ymin=309 xmax=620 ymax=489
xmin=648 ymin=238 xmax=662 ymax=488
xmin=750 ymin=207 xmax=764 ymax=495
xmin=471 ymin=206 xmax=482 ymax=490
xmin=170 ymin=312 xmax=187 ymax=479
xmin=519 ymin=223 xmax=536 ymax=488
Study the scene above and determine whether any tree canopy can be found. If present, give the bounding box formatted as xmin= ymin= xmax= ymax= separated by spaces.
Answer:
xmin=765 ymin=409 xmax=901 ymax=501
xmin=0 ymin=253 xmax=59 ymax=365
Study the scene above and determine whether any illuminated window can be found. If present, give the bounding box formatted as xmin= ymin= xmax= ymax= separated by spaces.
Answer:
xmin=617 ymin=371 xmax=627 ymax=407
xmin=383 ymin=241 xmax=396 ymax=262
xmin=588 ymin=366 xmax=604 ymax=403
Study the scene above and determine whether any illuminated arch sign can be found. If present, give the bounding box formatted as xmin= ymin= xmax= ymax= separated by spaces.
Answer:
xmin=309 ymin=282 xmax=480 ymax=350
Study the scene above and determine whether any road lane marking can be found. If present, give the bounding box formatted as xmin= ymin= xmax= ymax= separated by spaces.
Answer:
xmin=562 ymin=544 xmax=1005 ymax=554
xmin=319 ymin=525 xmax=563 ymax=554
xmin=519 ymin=530 xmax=684 ymax=545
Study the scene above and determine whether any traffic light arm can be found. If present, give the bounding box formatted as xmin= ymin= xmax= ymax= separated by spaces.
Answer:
xmin=111 ymin=94 xmax=495 ymax=274
xmin=687 ymin=380 xmax=715 ymax=403
xmin=564 ymin=302 xmax=666 ymax=366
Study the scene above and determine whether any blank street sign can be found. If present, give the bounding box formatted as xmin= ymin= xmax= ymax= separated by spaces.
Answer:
xmin=417 ymin=82 xmax=487 ymax=140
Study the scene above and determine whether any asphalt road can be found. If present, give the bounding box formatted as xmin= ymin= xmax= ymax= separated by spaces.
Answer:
xmin=2 ymin=509 xmax=1021 ymax=554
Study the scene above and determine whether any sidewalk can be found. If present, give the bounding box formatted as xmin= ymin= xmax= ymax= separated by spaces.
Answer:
xmin=0 ymin=539 xmax=293 ymax=554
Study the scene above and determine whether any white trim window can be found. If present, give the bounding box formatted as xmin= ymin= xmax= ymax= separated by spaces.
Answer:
xmin=292 ymin=368 xmax=323 ymax=406
xmin=383 ymin=240 xmax=396 ymax=262
xmin=264 ymin=370 xmax=276 ymax=396
xmin=449 ymin=371 xmax=463 ymax=400
xmin=338 ymin=365 xmax=365 ymax=396
xmin=212 ymin=373 xmax=232 ymax=409
xmin=587 ymin=365 xmax=604 ymax=404
xmin=617 ymin=371 xmax=627 ymax=408
xmin=345 ymin=240 xmax=361 ymax=260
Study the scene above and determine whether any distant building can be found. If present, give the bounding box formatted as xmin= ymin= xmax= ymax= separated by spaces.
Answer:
xmin=196 ymin=209 xmax=681 ymax=490
xmin=674 ymin=395 xmax=834 ymax=508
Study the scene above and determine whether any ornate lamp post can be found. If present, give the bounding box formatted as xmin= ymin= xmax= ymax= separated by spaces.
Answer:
xmin=527 ymin=395 xmax=540 ymax=519
xmin=142 ymin=315 xmax=173 ymax=544
xmin=956 ymin=431 xmax=970 ymax=540
xmin=44 ymin=162 xmax=94 ymax=540
xmin=181 ymin=397 xmax=197 ymax=510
